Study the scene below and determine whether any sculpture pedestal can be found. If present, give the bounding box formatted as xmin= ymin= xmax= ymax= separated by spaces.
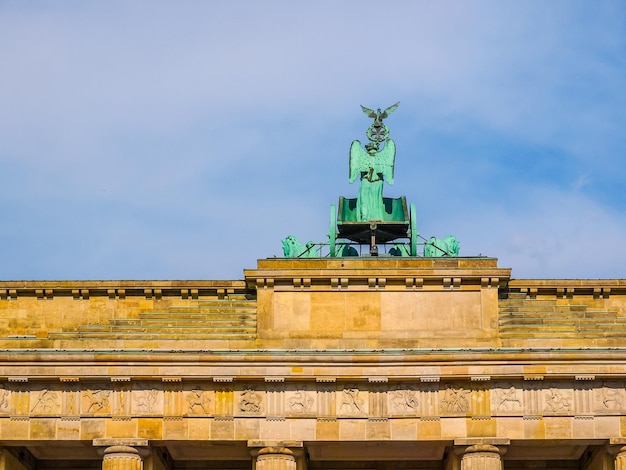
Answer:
xmin=246 ymin=257 xmax=510 ymax=349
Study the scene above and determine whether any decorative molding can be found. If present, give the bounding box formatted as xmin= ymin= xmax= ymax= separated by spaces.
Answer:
xmin=0 ymin=377 xmax=620 ymax=420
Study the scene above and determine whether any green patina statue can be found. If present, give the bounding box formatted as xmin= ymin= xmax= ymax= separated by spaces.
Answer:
xmin=349 ymin=103 xmax=399 ymax=221
xmin=282 ymin=235 xmax=319 ymax=258
xmin=280 ymin=103 xmax=461 ymax=259
xmin=423 ymin=236 xmax=460 ymax=257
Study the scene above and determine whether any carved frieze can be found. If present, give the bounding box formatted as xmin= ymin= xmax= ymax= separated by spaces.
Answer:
xmin=441 ymin=383 xmax=470 ymax=414
xmin=82 ymin=388 xmax=112 ymax=415
xmin=237 ymin=388 xmax=263 ymax=415
xmin=286 ymin=386 xmax=315 ymax=415
xmin=389 ymin=387 xmax=419 ymax=416
xmin=30 ymin=388 xmax=60 ymax=415
xmin=596 ymin=380 xmax=625 ymax=413
xmin=185 ymin=385 xmax=212 ymax=415
xmin=0 ymin=387 xmax=10 ymax=415
xmin=492 ymin=382 xmax=522 ymax=414
xmin=133 ymin=388 xmax=163 ymax=415
xmin=0 ymin=376 xmax=620 ymax=420
xmin=338 ymin=385 xmax=366 ymax=416
xmin=543 ymin=382 xmax=573 ymax=414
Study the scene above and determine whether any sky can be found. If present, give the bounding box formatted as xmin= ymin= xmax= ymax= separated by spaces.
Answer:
xmin=1 ymin=1 xmax=625 ymax=281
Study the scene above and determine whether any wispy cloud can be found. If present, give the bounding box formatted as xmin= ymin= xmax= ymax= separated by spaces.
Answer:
xmin=0 ymin=1 xmax=624 ymax=280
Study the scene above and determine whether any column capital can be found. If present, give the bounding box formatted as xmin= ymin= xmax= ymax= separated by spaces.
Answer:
xmin=464 ymin=445 xmax=506 ymax=456
xmin=454 ymin=438 xmax=509 ymax=457
xmin=258 ymin=448 xmax=294 ymax=456
xmin=249 ymin=442 xmax=304 ymax=460
xmin=458 ymin=442 xmax=505 ymax=470
xmin=248 ymin=440 xmax=303 ymax=448
xmin=104 ymin=446 xmax=141 ymax=457
xmin=252 ymin=444 xmax=298 ymax=470
xmin=454 ymin=438 xmax=510 ymax=447
xmin=607 ymin=444 xmax=626 ymax=457
xmin=93 ymin=439 xmax=149 ymax=448
xmin=93 ymin=439 xmax=150 ymax=458
xmin=97 ymin=442 xmax=146 ymax=470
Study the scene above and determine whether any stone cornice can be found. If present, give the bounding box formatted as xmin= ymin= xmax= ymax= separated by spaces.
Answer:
xmin=0 ymin=280 xmax=247 ymax=299
xmin=0 ymin=348 xmax=625 ymax=379
xmin=508 ymin=279 xmax=626 ymax=296
xmin=245 ymin=257 xmax=511 ymax=290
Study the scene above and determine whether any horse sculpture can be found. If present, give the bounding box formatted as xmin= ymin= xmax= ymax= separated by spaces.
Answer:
xmin=282 ymin=235 xmax=319 ymax=258
xmin=423 ymin=235 xmax=460 ymax=257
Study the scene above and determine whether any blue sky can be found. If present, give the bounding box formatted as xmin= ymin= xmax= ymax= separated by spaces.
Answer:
xmin=1 ymin=1 xmax=625 ymax=280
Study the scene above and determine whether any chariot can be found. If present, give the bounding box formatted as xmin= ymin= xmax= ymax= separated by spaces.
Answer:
xmin=329 ymin=196 xmax=418 ymax=257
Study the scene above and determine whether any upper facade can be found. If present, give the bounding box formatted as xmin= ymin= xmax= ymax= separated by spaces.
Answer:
xmin=0 ymin=259 xmax=625 ymax=470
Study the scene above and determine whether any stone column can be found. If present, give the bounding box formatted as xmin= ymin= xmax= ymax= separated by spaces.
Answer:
xmin=102 ymin=446 xmax=143 ymax=470
xmin=254 ymin=447 xmax=296 ymax=470
xmin=460 ymin=445 xmax=503 ymax=470
xmin=614 ymin=446 xmax=626 ymax=470
xmin=94 ymin=439 xmax=148 ymax=470
xmin=609 ymin=438 xmax=626 ymax=470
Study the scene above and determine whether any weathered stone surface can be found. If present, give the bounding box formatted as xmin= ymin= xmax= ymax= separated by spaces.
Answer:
xmin=0 ymin=259 xmax=623 ymax=467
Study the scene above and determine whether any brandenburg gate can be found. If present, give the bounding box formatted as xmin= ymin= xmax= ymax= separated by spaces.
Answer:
xmin=0 ymin=106 xmax=624 ymax=470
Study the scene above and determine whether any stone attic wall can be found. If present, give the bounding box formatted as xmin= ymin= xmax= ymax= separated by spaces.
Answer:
xmin=0 ymin=260 xmax=625 ymax=349
xmin=0 ymin=281 xmax=254 ymax=349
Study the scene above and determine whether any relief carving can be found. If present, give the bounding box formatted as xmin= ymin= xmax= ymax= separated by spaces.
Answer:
xmin=288 ymin=387 xmax=314 ymax=414
xmin=0 ymin=389 xmax=9 ymax=413
xmin=600 ymin=381 xmax=624 ymax=410
xmin=186 ymin=387 xmax=211 ymax=414
xmin=496 ymin=385 xmax=522 ymax=411
xmin=544 ymin=387 xmax=572 ymax=412
xmin=442 ymin=384 xmax=470 ymax=413
xmin=83 ymin=390 xmax=112 ymax=414
xmin=239 ymin=389 xmax=262 ymax=413
xmin=391 ymin=389 xmax=419 ymax=414
xmin=135 ymin=389 xmax=160 ymax=413
xmin=340 ymin=387 xmax=364 ymax=414
xmin=31 ymin=389 xmax=59 ymax=414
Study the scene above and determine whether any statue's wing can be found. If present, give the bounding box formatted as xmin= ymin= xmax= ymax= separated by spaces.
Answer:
xmin=360 ymin=105 xmax=377 ymax=118
xmin=349 ymin=140 xmax=368 ymax=183
xmin=377 ymin=139 xmax=396 ymax=185
xmin=381 ymin=102 xmax=400 ymax=119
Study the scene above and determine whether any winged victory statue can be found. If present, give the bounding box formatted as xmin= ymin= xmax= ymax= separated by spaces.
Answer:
xmin=349 ymin=102 xmax=399 ymax=221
